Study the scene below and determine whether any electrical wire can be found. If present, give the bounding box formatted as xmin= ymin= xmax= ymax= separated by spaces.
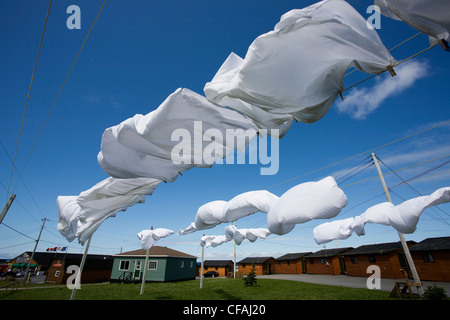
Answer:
xmin=10 ymin=0 xmax=108 ymax=195
xmin=7 ymin=0 xmax=53 ymax=199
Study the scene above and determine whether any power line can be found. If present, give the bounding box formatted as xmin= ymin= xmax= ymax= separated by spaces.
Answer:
xmin=11 ymin=0 xmax=108 ymax=194
xmin=267 ymin=120 xmax=450 ymax=190
xmin=7 ymin=0 xmax=53 ymax=199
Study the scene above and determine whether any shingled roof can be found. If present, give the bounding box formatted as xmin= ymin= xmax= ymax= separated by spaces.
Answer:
xmin=114 ymin=246 xmax=196 ymax=258
xmin=238 ymin=257 xmax=273 ymax=264
xmin=304 ymin=247 xmax=353 ymax=258
xmin=409 ymin=236 xmax=450 ymax=251
xmin=203 ymin=260 xmax=233 ymax=267
xmin=276 ymin=252 xmax=312 ymax=261
xmin=341 ymin=241 xmax=416 ymax=256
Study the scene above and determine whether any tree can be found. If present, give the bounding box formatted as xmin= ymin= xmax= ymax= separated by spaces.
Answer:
xmin=243 ymin=264 xmax=258 ymax=287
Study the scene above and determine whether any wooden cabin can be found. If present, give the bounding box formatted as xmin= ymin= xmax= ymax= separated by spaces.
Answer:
xmin=341 ymin=241 xmax=416 ymax=279
xmin=238 ymin=257 xmax=275 ymax=275
xmin=46 ymin=253 xmax=113 ymax=284
xmin=110 ymin=246 xmax=196 ymax=283
xmin=273 ymin=252 xmax=312 ymax=274
xmin=409 ymin=236 xmax=450 ymax=282
xmin=200 ymin=260 xmax=234 ymax=277
xmin=303 ymin=248 xmax=352 ymax=275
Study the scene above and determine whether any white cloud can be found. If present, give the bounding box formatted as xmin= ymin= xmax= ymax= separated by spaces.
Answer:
xmin=337 ymin=60 xmax=429 ymax=119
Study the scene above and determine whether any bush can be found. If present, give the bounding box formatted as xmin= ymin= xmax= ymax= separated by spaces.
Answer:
xmin=243 ymin=265 xmax=258 ymax=287
xmin=423 ymin=285 xmax=448 ymax=300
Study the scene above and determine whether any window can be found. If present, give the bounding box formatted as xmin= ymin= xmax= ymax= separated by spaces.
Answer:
xmin=190 ymin=261 xmax=193 ymax=268
xmin=309 ymin=259 xmax=314 ymax=264
xmin=351 ymin=256 xmax=358 ymax=264
xmin=148 ymin=261 xmax=157 ymax=270
xmin=180 ymin=261 xmax=184 ymax=268
xmin=368 ymin=255 xmax=376 ymax=263
xmin=119 ymin=260 xmax=130 ymax=271
xmin=55 ymin=270 xmax=60 ymax=277
xmin=422 ymin=253 xmax=435 ymax=263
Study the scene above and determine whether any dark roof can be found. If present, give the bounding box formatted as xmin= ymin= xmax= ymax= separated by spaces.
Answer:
xmin=114 ymin=246 xmax=196 ymax=259
xmin=341 ymin=241 xmax=416 ymax=256
xmin=19 ymin=252 xmax=61 ymax=265
xmin=238 ymin=256 xmax=273 ymax=264
xmin=409 ymin=237 xmax=450 ymax=251
xmin=305 ymin=247 xmax=352 ymax=258
xmin=276 ymin=252 xmax=312 ymax=261
xmin=203 ymin=260 xmax=233 ymax=267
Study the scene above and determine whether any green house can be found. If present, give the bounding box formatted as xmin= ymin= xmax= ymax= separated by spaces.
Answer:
xmin=110 ymin=246 xmax=197 ymax=283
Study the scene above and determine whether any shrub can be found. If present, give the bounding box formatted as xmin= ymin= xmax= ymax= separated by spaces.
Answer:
xmin=423 ymin=285 xmax=448 ymax=300
xmin=243 ymin=264 xmax=258 ymax=287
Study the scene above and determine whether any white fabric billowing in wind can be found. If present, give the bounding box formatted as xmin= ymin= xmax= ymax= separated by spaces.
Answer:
xmin=200 ymin=234 xmax=231 ymax=248
xmin=137 ymin=228 xmax=174 ymax=250
xmin=224 ymin=225 xmax=271 ymax=245
xmin=57 ymin=196 xmax=80 ymax=243
xmin=313 ymin=186 xmax=450 ymax=245
xmin=222 ymin=190 xmax=279 ymax=222
xmin=375 ymin=0 xmax=450 ymax=44
xmin=178 ymin=190 xmax=279 ymax=234
xmin=204 ymin=0 xmax=396 ymax=130
xmin=200 ymin=225 xmax=271 ymax=248
xmin=179 ymin=176 xmax=347 ymax=236
xmin=267 ymin=176 xmax=348 ymax=235
xmin=57 ymin=177 xmax=161 ymax=245
xmin=98 ymin=88 xmax=258 ymax=182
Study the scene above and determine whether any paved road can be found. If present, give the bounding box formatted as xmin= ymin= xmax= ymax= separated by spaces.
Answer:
xmin=257 ymin=274 xmax=450 ymax=294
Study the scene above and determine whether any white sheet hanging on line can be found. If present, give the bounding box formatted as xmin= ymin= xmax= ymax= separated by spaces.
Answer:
xmin=57 ymin=177 xmax=162 ymax=245
xmin=98 ymin=88 xmax=258 ymax=181
xmin=179 ymin=176 xmax=348 ymax=236
xmin=313 ymin=186 xmax=450 ymax=244
xmin=375 ymin=0 xmax=450 ymax=45
xmin=137 ymin=228 xmax=174 ymax=250
xmin=204 ymin=0 xmax=396 ymax=131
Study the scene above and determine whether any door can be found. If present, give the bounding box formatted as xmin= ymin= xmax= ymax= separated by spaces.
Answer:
xmin=301 ymin=259 xmax=307 ymax=274
xmin=338 ymin=256 xmax=346 ymax=275
xmin=397 ymin=253 xmax=411 ymax=278
xmin=134 ymin=260 xmax=142 ymax=280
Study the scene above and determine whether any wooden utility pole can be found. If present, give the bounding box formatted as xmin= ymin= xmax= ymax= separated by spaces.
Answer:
xmin=0 ymin=194 xmax=16 ymax=224
xmin=24 ymin=217 xmax=46 ymax=284
xmin=371 ymin=153 xmax=423 ymax=295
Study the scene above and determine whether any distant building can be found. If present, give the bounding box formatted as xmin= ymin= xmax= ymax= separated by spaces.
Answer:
xmin=110 ymin=246 xmax=197 ymax=283
xmin=45 ymin=253 xmax=113 ymax=285
xmin=341 ymin=241 xmax=416 ymax=278
xmin=273 ymin=252 xmax=312 ymax=274
xmin=8 ymin=252 xmax=55 ymax=275
xmin=238 ymin=257 xmax=275 ymax=275
xmin=409 ymin=236 xmax=450 ymax=282
xmin=199 ymin=260 xmax=234 ymax=277
xmin=303 ymin=248 xmax=352 ymax=275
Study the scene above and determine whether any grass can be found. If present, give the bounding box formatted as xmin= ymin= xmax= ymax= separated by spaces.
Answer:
xmin=0 ymin=278 xmax=392 ymax=300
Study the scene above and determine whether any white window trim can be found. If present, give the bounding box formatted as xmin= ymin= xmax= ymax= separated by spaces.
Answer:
xmin=119 ymin=260 xmax=130 ymax=271
xmin=148 ymin=260 xmax=158 ymax=270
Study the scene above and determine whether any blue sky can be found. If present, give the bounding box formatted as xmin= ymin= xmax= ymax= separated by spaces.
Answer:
xmin=1 ymin=0 xmax=449 ymax=262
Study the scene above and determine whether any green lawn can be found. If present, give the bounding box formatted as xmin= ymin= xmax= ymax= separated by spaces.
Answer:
xmin=0 ymin=278 xmax=392 ymax=300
